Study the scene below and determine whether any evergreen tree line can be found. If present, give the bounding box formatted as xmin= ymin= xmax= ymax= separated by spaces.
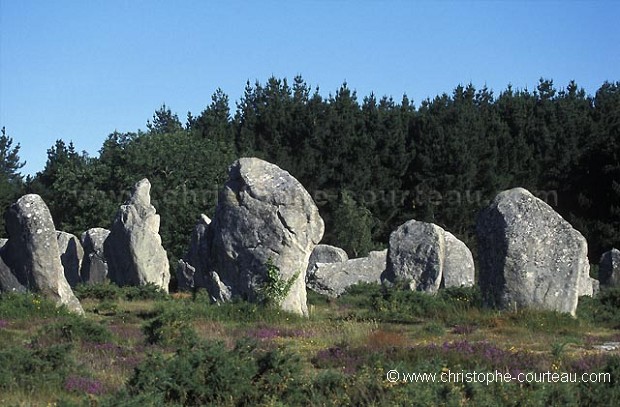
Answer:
xmin=1 ymin=76 xmax=618 ymax=277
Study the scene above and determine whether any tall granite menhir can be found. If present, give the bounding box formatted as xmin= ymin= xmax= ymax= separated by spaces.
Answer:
xmin=1 ymin=194 xmax=83 ymax=314
xmin=105 ymin=179 xmax=170 ymax=292
xmin=57 ymin=231 xmax=84 ymax=288
xmin=205 ymin=158 xmax=324 ymax=316
xmin=477 ymin=188 xmax=592 ymax=316
xmin=81 ymin=228 xmax=110 ymax=284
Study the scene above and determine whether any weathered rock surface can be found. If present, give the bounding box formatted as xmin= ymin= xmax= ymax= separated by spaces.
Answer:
xmin=577 ymin=267 xmax=599 ymax=297
xmin=2 ymin=194 xmax=83 ymax=314
xmin=207 ymin=158 xmax=324 ymax=315
xmin=105 ymin=179 xmax=170 ymax=292
xmin=0 ymin=238 xmax=26 ymax=293
xmin=382 ymin=220 xmax=475 ymax=292
xmin=307 ymin=250 xmax=386 ymax=298
xmin=443 ymin=231 xmax=475 ymax=288
xmin=476 ymin=187 xmax=589 ymax=316
xmin=383 ymin=220 xmax=446 ymax=293
xmin=81 ymin=228 xmax=110 ymax=284
xmin=599 ymin=248 xmax=620 ymax=288
xmin=176 ymin=214 xmax=211 ymax=291
xmin=57 ymin=231 xmax=84 ymax=288
xmin=306 ymin=244 xmax=348 ymax=280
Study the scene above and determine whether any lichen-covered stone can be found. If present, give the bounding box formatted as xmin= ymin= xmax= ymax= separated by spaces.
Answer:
xmin=106 ymin=179 xmax=170 ymax=292
xmin=477 ymin=187 xmax=589 ymax=316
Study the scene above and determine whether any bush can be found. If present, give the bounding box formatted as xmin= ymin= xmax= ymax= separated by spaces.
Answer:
xmin=142 ymin=309 xmax=197 ymax=347
xmin=339 ymin=282 xmax=385 ymax=308
xmin=121 ymin=339 xmax=258 ymax=405
xmin=0 ymin=292 xmax=67 ymax=319
xmin=578 ymin=287 xmax=620 ymax=327
xmin=160 ymin=291 xmax=305 ymax=324
xmin=115 ymin=338 xmax=310 ymax=406
xmin=257 ymin=259 xmax=299 ymax=308
xmin=0 ymin=343 xmax=74 ymax=392
xmin=334 ymin=284 xmax=483 ymax=324
xmin=74 ymin=283 xmax=120 ymax=301
xmin=121 ymin=284 xmax=168 ymax=301
xmin=37 ymin=314 xmax=113 ymax=344
xmin=75 ymin=282 xmax=168 ymax=302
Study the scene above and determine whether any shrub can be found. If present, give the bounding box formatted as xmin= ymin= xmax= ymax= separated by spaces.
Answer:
xmin=0 ymin=343 xmax=74 ymax=392
xmin=257 ymin=259 xmax=300 ymax=308
xmin=124 ymin=339 xmax=258 ymax=405
xmin=336 ymin=284 xmax=483 ymax=324
xmin=121 ymin=283 xmax=168 ymax=301
xmin=0 ymin=292 xmax=67 ymax=319
xmin=339 ymin=282 xmax=385 ymax=308
xmin=142 ymin=309 xmax=197 ymax=347
xmin=166 ymin=291 xmax=305 ymax=324
xmin=75 ymin=282 xmax=168 ymax=302
xmin=37 ymin=314 xmax=113 ymax=344
xmin=74 ymin=283 xmax=120 ymax=301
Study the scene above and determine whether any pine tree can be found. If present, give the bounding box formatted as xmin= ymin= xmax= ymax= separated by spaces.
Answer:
xmin=0 ymin=127 xmax=25 ymax=236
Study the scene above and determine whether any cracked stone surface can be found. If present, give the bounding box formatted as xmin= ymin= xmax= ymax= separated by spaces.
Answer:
xmin=382 ymin=220 xmax=475 ymax=293
xmin=81 ymin=228 xmax=110 ymax=285
xmin=205 ymin=157 xmax=324 ymax=315
xmin=307 ymin=250 xmax=386 ymax=298
xmin=2 ymin=194 xmax=83 ymax=314
xmin=57 ymin=231 xmax=84 ymax=288
xmin=476 ymin=187 xmax=590 ymax=316
xmin=105 ymin=179 xmax=170 ymax=292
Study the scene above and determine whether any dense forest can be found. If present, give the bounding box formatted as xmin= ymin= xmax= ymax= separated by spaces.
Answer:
xmin=1 ymin=77 xmax=618 ymax=281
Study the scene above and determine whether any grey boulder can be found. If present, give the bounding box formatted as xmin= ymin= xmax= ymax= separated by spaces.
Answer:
xmin=176 ymin=214 xmax=211 ymax=291
xmin=306 ymin=244 xmax=349 ymax=280
xmin=57 ymin=231 xmax=84 ymax=288
xmin=2 ymin=194 xmax=83 ymax=314
xmin=106 ymin=179 xmax=170 ymax=292
xmin=307 ymin=250 xmax=386 ymax=298
xmin=443 ymin=231 xmax=476 ymax=288
xmin=0 ymin=238 xmax=26 ymax=293
xmin=80 ymin=228 xmax=110 ymax=284
xmin=207 ymin=158 xmax=324 ymax=315
xmin=476 ymin=187 xmax=589 ymax=316
xmin=599 ymin=248 xmax=620 ymax=288
xmin=383 ymin=220 xmax=445 ymax=292
xmin=383 ymin=220 xmax=475 ymax=293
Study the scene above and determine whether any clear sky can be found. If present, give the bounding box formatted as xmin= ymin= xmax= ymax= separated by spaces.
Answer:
xmin=1 ymin=0 xmax=618 ymax=175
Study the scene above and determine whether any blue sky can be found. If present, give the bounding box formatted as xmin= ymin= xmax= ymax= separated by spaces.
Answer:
xmin=1 ymin=0 xmax=618 ymax=175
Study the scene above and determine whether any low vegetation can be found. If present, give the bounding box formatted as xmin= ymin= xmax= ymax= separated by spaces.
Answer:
xmin=1 ymin=283 xmax=620 ymax=406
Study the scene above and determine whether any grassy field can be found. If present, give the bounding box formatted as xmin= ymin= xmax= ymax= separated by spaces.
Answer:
xmin=1 ymin=282 xmax=619 ymax=406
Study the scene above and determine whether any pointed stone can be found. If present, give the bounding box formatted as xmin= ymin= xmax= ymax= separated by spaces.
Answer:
xmin=106 ymin=179 xmax=170 ymax=292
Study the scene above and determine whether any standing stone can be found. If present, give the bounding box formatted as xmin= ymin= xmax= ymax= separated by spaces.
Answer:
xmin=600 ymin=248 xmax=620 ymax=288
xmin=176 ymin=214 xmax=211 ymax=291
xmin=308 ymin=250 xmax=386 ymax=298
xmin=476 ymin=187 xmax=589 ymax=316
xmin=57 ymin=231 xmax=84 ymax=288
xmin=2 ymin=194 xmax=83 ymax=314
xmin=0 ymin=238 xmax=26 ymax=293
xmin=306 ymin=244 xmax=348 ymax=282
xmin=207 ymin=158 xmax=324 ymax=315
xmin=105 ymin=179 xmax=170 ymax=292
xmin=383 ymin=220 xmax=445 ymax=293
xmin=80 ymin=228 xmax=110 ymax=284
xmin=443 ymin=231 xmax=475 ymax=288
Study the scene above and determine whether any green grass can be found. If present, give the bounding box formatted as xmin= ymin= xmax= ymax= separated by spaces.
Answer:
xmin=1 ymin=283 xmax=620 ymax=405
